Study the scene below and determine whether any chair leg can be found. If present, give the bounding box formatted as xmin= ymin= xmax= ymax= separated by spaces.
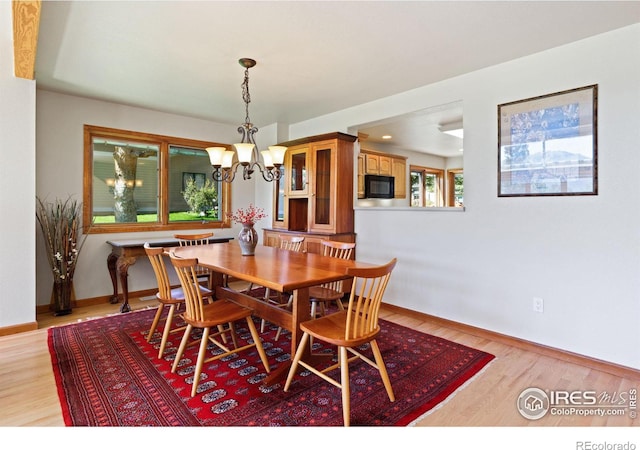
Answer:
xmin=339 ymin=345 xmax=350 ymax=427
xmin=259 ymin=288 xmax=272 ymax=333
xmin=370 ymin=339 xmax=395 ymax=402
xmin=308 ymin=303 xmax=317 ymax=349
xmin=191 ymin=326 xmax=210 ymax=397
xmin=218 ymin=324 xmax=228 ymax=344
xmin=157 ymin=304 xmax=175 ymax=358
xmin=245 ymin=317 xmax=270 ymax=373
xmin=171 ymin=324 xmax=192 ymax=373
xmin=147 ymin=304 xmax=164 ymax=342
xmin=274 ymin=294 xmax=293 ymax=340
xmin=284 ymin=332 xmax=310 ymax=391
xmin=309 ymin=301 xmax=321 ymax=348
xmin=228 ymin=322 xmax=239 ymax=348
xmin=260 ymin=318 xmax=267 ymax=333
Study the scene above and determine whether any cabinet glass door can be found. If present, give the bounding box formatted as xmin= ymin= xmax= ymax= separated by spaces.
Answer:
xmin=314 ymin=147 xmax=332 ymax=225
xmin=288 ymin=149 xmax=308 ymax=195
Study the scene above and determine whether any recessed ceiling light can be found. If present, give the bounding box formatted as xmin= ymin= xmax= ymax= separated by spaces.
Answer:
xmin=382 ymin=135 xmax=392 ymax=140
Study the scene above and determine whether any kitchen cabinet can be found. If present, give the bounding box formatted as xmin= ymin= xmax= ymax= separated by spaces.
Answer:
xmin=359 ymin=149 xmax=407 ymax=199
xmin=392 ymin=157 xmax=407 ymax=199
xmin=357 ymin=153 xmax=365 ymax=199
xmin=364 ymin=152 xmax=392 ymax=175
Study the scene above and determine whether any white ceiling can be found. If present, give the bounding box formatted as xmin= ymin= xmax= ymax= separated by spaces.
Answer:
xmin=35 ymin=1 xmax=640 ymax=157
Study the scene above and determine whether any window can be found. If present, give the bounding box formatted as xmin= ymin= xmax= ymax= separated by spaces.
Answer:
xmin=410 ymin=165 xmax=444 ymax=207
xmin=83 ymin=125 xmax=232 ymax=233
xmin=410 ymin=165 xmax=463 ymax=208
xmin=447 ymin=169 xmax=464 ymax=207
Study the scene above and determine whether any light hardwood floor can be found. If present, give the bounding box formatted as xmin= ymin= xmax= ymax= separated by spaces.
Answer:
xmin=1 ymin=294 xmax=638 ymax=428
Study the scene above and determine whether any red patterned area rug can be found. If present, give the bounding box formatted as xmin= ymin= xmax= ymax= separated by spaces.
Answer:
xmin=48 ymin=298 xmax=494 ymax=426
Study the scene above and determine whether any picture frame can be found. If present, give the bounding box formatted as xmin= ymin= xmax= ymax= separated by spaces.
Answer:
xmin=182 ymin=172 xmax=206 ymax=191
xmin=498 ymin=84 xmax=597 ymax=197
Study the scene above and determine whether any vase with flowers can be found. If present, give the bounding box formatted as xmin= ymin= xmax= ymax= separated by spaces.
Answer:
xmin=36 ymin=196 xmax=88 ymax=315
xmin=228 ymin=204 xmax=267 ymax=256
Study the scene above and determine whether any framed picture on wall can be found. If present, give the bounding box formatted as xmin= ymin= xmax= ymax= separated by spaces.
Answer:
xmin=498 ymin=84 xmax=598 ymax=197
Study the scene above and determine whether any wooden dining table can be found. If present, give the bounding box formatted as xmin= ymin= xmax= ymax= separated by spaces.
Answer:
xmin=169 ymin=241 xmax=373 ymax=385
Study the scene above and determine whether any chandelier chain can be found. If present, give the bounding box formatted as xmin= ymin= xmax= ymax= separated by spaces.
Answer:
xmin=242 ymin=67 xmax=251 ymax=126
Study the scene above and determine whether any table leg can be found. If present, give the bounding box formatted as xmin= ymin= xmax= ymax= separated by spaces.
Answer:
xmin=288 ymin=287 xmax=311 ymax=357
xmin=107 ymin=252 xmax=120 ymax=304
xmin=262 ymin=287 xmax=312 ymax=386
xmin=116 ymin=256 xmax=136 ymax=313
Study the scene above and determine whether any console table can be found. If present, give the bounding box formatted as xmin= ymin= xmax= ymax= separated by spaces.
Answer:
xmin=106 ymin=236 xmax=233 ymax=312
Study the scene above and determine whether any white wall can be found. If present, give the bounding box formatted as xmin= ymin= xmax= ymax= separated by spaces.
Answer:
xmin=291 ymin=25 xmax=640 ymax=369
xmin=0 ymin=1 xmax=36 ymax=328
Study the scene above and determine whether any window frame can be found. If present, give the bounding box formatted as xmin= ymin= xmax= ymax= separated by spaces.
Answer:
xmin=83 ymin=124 xmax=232 ymax=234
xmin=410 ymin=165 xmax=445 ymax=207
xmin=446 ymin=168 xmax=464 ymax=207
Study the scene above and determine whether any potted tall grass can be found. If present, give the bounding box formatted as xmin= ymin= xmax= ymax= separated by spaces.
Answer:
xmin=36 ymin=196 xmax=88 ymax=315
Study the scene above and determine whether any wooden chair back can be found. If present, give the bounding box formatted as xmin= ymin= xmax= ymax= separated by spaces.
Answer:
xmin=343 ymin=258 xmax=397 ymax=341
xmin=279 ymin=235 xmax=305 ymax=252
xmin=144 ymin=243 xmax=173 ymax=301
xmin=320 ymin=240 xmax=356 ymax=292
xmin=322 ymin=240 xmax=355 ymax=260
xmin=174 ymin=232 xmax=214 ymax=246
xmin=174 ymin=233 xmax=215 ymax=287
xmin=169 ymin=254 xmax=208 ymax=323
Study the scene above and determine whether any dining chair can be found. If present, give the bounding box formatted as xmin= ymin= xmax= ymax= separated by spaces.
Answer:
xmin=144 ymin=243 xmax=209 ymax=359
xmin=308 ymin=240 xmax=356 ymax=319
xmin=169 ymin=253 xmax=270 ymax=397
xmin=174 ymin=233 xmax=219 ymax=288
xmin=248 ymin=235 xmax=305 ymax=338
xmin=284 ymin=258 xmax=397 ymax=426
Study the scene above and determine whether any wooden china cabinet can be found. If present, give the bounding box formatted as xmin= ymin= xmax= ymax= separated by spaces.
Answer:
xmin=263 ymin=132 xmax=357 ymax=255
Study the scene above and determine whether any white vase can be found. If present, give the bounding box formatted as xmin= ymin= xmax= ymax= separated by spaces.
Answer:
xmin=238 ymin=223 xmax=258 ymax=256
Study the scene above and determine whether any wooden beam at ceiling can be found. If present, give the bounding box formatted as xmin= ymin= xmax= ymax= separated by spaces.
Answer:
xmin=12 ymin=0 xmax=41 ymax=80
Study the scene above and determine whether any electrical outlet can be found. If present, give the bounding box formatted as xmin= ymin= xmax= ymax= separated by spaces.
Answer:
xmin=533 ymin=297 xmax=544 ymax=313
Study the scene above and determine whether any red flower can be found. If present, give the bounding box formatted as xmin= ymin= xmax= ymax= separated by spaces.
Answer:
xmin=228 ymin=203 xmax=267 ymax=226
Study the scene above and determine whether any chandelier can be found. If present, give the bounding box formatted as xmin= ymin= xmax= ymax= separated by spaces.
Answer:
xmin=206 ymin=58 xmax=287 ymax=183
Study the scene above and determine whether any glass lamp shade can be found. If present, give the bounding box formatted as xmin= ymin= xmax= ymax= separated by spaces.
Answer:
xmin=261 ymin=150 xmax=274 ymax=168
xmin=268 ymin=146 xmax=287 ymax=166
xmin=222 ymin=151 xmax=235 ymax=168
xmin=206 ymin=147 xmax=226 ymax=166
xmin=234 ymin=143 xmax=255 ymax=164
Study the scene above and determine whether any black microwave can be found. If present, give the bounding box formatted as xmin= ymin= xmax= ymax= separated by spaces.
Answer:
xmin=364 ymin=174 xmax=395 ymax=199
